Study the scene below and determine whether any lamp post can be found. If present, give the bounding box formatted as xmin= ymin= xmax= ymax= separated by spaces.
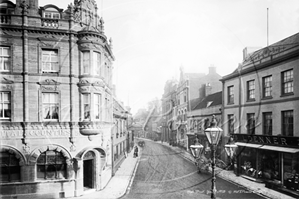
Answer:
xmin=224 ymin=136 xmax=237 ymax=171
xmin=190 ymin=137 xmax=204 ymax=165
xmin=204 ymin=115 xmax=223 ymax=199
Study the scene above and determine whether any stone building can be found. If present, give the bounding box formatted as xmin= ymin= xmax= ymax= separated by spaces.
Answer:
xmin=112 ymin=98 xmax=132 ymax=175
xmin=175 ymin=66 xmax=222 ymax=150
xmin=221 ymin=33 xmax=299 ymax=196
xmin=161 ymin=78 xmax=177 ymax=144
xmin=0 ymin=0 xmax=115 ymax=198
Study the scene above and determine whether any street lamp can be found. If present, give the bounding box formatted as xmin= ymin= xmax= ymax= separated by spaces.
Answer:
xmin=204 ymin=115 xmax=223 ymax=199
xmin=190 ymin=137 xmax=204 ymax=163
xmin=224 ymin=136 xmax=237 ymax=171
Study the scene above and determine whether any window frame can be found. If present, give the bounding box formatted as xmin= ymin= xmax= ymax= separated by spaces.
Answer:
xmin=93 ymin=93 xmax=102 ymax=120
xmin=0 ymin=151 xmax=20 ymax=182
xmin=0 ymin=46 xmax=11 ymax=72
xmin=262 ymin=75 xmax=272 ymax=98
xmin=41 ymin=49 xmax=59 ymax=73
xmin=82 ymin=93 xmax=91 ymax=120
xmin=36 ymin=150 xmax=67 ymax=180
xmin=282 ymin=110 xmax=293 ymax=136
xmin=281 ymin=69 xmax=294 ymax=95
xmin=227 ymin=86 xmax=234 ymax=104
xmin=228 ymin=114 xmax=234 ymax=135
xmin=42 ymin=92 xmax=59 ymax=121
xmin=0 ymin=91 xmax=11 ymax=120
xmin=263 ymin=112 xmax=272 ymax=135
xmin=246 ymin=113 xmax=255 ymax=135
xmin=247 ymin=80 xmax=255 ymax=101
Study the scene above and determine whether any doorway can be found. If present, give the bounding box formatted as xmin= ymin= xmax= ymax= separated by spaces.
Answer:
xmin=83 ymin=151 xmax=95 ymax=190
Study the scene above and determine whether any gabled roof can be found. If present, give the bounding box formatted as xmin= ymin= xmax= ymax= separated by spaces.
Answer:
xmin=192 ymin=91 xmax=222 ymax=110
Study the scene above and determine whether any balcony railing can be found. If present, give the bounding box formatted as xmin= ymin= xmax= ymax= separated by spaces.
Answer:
xmin=41 ymin=19 xmax=59 ymax=28
xmin=0 ymin=15 xmax=11 ymax=24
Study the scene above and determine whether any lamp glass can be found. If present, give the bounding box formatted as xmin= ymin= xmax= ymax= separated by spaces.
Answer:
xmin=224 ymin=144 xmax=237 ymax=157
xmin=204 ymin=127 xmax=223 ymax=145
xmin=190 ymin=144 xmax=203 ymax=159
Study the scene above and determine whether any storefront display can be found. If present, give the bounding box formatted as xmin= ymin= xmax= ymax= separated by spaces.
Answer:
xmin=240 ymin=148 xmax=258 ymax=178
xmin=283 ymin=153 xmax=299 ymax=191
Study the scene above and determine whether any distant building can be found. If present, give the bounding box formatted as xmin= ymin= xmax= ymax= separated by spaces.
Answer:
xmin=112 ymin=98 xmax=131 ymax=175
xmin=221 ymin=33 xmax=299 ymax=195
xmin=175 ymin=66 xmax=222 ymax=150
xmin=161 ymin=78 xmax=177 ymax=144
xmin=187 ymin=91 xmax=223 ymax=157
xmin=0 ymin=0 xmax=115 ymax=198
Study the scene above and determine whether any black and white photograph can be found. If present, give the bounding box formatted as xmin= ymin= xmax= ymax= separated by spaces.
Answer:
xmin=0 ymin=0 xmax=299 ymax=198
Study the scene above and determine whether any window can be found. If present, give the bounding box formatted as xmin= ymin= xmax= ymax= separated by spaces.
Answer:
xmin=94 ymin=94 xmax=101 ymax=120
xmin=247 ymin=80 xmax=255 ymax=100
xmin=42 ymin=50 xmax=58 ymax=72
xmin=44 ymin=12 xmax=60 ymax=19
xmin=282 ymin=110 xmax=293 ymax=136
xmin=263 ymin=76 xmax=272 ymax=98
xmin=93 ymin=52 xmax=101 ymax=75
xmin=83 ymin=51 xmax=90 ymax=74
xmin=247 ymin=113 xmax=255 ymax=135
xmin=228 ymin=114 xmax=234 ymax=135
xmin=0 ymin=151 xmax=20 ymax=182
xmin=228 ymin=86 xmax=234 ymax=104
xmin=0 ymin=92 xmax=11 ymax=120
xmin=43 ymin=93 xmax=59 ymax=120
xmin=263 ymin=112 xmax=272 ymax=135
xmin=0 ymin=46 xmax=10 ymax=71
xmin=37 ymin=150 xmax=66 ymax=180
xmin=282 ymin=69 xmax=294 ymax=95
xmin=83 ymin=94 xmax=90 ymax=120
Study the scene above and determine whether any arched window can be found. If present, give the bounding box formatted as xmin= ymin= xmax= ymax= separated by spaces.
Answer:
xmin=0 ymin=151 xmax=20 ymax=182
xmin=37 ymin=150 xmax=66 ymax=180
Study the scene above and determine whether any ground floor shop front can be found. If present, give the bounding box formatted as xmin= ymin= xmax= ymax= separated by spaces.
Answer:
xmin=234 ymin=134 xmax=299 ymax=197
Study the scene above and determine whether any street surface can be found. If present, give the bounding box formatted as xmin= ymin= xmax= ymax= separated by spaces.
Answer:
xmin=122 ymin=140 xmax=266 ymax=199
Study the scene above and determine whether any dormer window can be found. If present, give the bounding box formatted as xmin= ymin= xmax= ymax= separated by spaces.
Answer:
xmin=41 ymin=5 xmax=62 ymax=19
xmin=44 ymin=8 xmax=60 ymax=19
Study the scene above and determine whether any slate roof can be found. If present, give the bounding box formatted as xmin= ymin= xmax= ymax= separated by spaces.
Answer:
xmin=192 ymin=91 xmax=222 ymax=110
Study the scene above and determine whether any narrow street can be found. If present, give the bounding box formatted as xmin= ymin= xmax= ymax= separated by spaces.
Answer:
xmin=122 ymin=140 xmax=266 ymax=199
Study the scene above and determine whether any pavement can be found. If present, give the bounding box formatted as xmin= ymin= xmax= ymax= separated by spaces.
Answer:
xmin=75 ymin=139 xmax=296 ymax=199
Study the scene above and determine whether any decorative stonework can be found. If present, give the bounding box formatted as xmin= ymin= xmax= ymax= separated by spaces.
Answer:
xmin=38 ymin=79 xmax=61 ymax=85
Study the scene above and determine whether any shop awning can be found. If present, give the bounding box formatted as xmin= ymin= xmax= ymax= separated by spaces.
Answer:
xmin=259 ymin=145 xmax=299 ymax=153
xmin=235 ymin=142 xmax=263 ymax=148
xmin=236 ymin=142 xmax=299 ymax=153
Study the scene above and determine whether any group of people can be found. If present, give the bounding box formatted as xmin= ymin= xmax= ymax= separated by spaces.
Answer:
xmin=133 ymin=146 xmax=139 ymax=158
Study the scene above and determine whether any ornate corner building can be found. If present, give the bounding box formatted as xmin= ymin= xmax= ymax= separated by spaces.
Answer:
xmin=0 ymin=0 xmax=115 ymax=198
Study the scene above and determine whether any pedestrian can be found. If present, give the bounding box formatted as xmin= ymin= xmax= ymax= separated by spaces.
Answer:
xmin=134 ymin=146 xmax=138 ymax=157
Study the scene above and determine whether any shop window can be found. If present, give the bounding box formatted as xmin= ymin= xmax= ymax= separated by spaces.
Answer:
xmin=240 ymin=148 xmax=257 ymax=178
xmin=247 ymin=113 xmax=255 ymax=135
xmin=247 ymin=80 xmax=255 ymax=101
xmin=0 ymin=46 xmax=10 ymax=71
xmin=283 ymin=153 xmax=299 ymax=191
xmin=43 ymin=93 xmax=59 ymax=121
xmin=263 ymin=112 xmax=272 ymax=135
xmin=82 ymin=94 xmax=90 ymax=120
xmin=0 ymin=151 xmax=20 ymax=182
xmin=227 ymin=86 xmax=234 ymax=104
xmin=258 ymin=150 xmax=280 ymax=181
xmin=37 ymin=150 xmax=66 ymax=180
xmin=263 ymin=76 xmax=272 ymax=98
xmin=42 ymin=49 xmax=58 ymax=73
xmin=0 ymin=92 xmax=11 ymax=120
xmin=282 ymin=69 xmax=293 ymax=95
xmin=282 ymin=110 xmax=293 ymax=136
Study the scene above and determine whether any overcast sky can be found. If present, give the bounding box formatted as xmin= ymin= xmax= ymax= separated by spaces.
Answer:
xmin=37 ymin=0 xmax=299 ymax=115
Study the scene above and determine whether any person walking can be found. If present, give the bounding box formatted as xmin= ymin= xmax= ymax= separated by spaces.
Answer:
xmin=134 ymin=146 xmax=139 ymax=158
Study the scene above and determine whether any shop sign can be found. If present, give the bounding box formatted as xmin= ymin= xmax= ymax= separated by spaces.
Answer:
xmin=233 ymin=134 xmax=299 ymax=147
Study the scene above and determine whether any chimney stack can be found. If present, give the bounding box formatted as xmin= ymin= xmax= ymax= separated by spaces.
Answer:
xmin=205 ymin=83 xmax=212 ymax=96
xmin=208 ymin=65 xmax=216 ymax=74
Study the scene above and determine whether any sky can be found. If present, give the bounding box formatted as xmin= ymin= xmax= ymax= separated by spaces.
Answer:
xmin=37 ymin=0 xmax=299 ymax=115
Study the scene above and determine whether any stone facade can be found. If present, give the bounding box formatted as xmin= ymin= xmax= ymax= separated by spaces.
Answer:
xmin=0 ymin=0 xmax=115 ymax=198
xmin=221 ymin=33 xmax=299 ymax=194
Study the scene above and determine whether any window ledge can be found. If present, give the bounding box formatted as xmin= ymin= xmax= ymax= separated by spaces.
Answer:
xmin=281 ymin=93 xmax=294 ymax=97
xmin=261 ymin=96 xmax=273 ymax=100
xmin=246 ymin=99 xmax=256 ymax=102
xmin=227 ymin=102 xmax=234 ymax=105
